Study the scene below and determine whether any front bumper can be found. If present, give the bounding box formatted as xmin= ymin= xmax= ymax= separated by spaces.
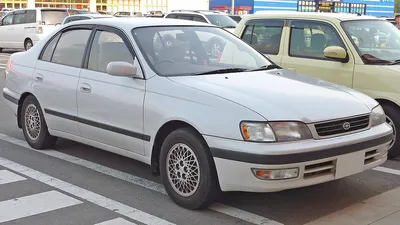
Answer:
xmin=205 ymin=123 xmax=392 ymax=192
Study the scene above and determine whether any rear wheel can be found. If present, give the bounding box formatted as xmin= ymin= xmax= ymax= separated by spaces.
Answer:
xmin=21 ymin=95 xmax=57 ymax=149
xmin=160 ymin=128 xmax=219 ymax=209
xmin=382 ymin=103 xmax=400 ymax=158
xmin=24 ymin=39 xmax=33 ymax=51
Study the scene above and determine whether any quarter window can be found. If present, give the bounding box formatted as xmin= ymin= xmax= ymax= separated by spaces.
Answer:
xmin=51 ymin=29 xmax=91 ymax=67
xmin=88 ymin=30 xmax=135 ymax=73
xmin=165 ymin=13 xmax=178 ymax=19
xmin=289 ymin=20 xmax=345 ymax=60
xmin=40 ymin=33 xmax=61 ymax=62
xmin=24 ymin=10 xmax=37 ymax=23
xmin=241 ymin=20 xmax=284 ymax=55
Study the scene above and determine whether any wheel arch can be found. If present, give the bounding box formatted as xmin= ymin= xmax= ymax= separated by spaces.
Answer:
xmin=376 ymin=98 xmax=400 ymax=110
xmin=17 ymin=92 xmax=35 ymax=128
xmin=150 ymin=120 xmax=209 ymax=175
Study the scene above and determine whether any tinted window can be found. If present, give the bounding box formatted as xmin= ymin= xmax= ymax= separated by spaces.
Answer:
xmin=193 ymin=15 xmax=207 ymax=23
xmin=25 ymin=10 xmax=36 ymax=23
xmin=2 ymin=14 xmax=13 ymax=25
xmin=41 ymin=10 xmax=69 ymax=25
xmin=51 ymin=29 xmax=91 ymax=67
xmin=88 ymin=31 xmax=134 ymax=73
xmin=165 ymin=13 xmax=178 ymax=19
xmin=242 ymin=20 xmax=284 ymax=55
xmin=205 ymin=15 xmax=237 ymax=28
xmin=12 ymin=11 xmax=26 ymax=24
xmin=289 ymin=20 xmax=345 ymax=60
xmin=178 ymin=14 xmax=192 ymax=21
xmin=41 ymin=33 xmax=61 ymax=61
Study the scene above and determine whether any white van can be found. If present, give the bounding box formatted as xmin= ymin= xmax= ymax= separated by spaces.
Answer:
xmin=0 ymin=8 xmax=79 ymax=52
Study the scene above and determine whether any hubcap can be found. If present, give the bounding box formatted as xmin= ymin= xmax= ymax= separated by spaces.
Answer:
xmin=26 ymin=42 xmax=32 ymax=50
xmin=387 ymin=115 xmax=396 ymax=149
xmin=166 ymin=143 xmax=200 ymax=197
xmin=24 ymin=104 xmax=41 ymax=141
xmin=211 ymin=43 xmax=221 ymax=58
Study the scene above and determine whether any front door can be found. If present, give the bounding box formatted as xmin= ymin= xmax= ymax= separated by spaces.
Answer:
xmin=0 ymin=13 xmax=14 ymax=48
xmin=280 ymin=19 xmax=355 ymax=88
xmin=77 ymin=26 xmax=146 ymax=155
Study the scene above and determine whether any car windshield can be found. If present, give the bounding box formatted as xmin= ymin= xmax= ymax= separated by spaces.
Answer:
xmin=205 ymin=15 xmax=237 ymax=28
xmin=132 ymin=26 xmax=272 ymax=76
xmin=342 ymin=20 xmax=400 ymax=65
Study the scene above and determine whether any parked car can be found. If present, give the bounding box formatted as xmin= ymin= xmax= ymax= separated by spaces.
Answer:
xmin=97 ymin=11 xmax=112 ymax=15
xmin=2 ymin=18 xmax=392 ymax=209
xmin=165 ymin=10 xmax=238 ymax=59
xmin=62 ymin=14 xmax=113 ymax=25
xmin=0 ymin=8 xmax=80 ymax=51
xmin=234 ymin=12 xmax=400 ymax=158
xmin=114 ymin=11 xmax=143 ymax=17
xmin=0 ymin=11 xmax=8 ymax=18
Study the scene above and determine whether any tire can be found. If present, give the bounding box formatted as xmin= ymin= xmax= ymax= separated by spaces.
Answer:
xmin=21 ymin=95 xmax=57 ymax=149
xmin=24 ymin=39 xmax=33 ymax=51
xmin=160 ymin=128 xmax=219 ymax=209
xmin=382 ymin=104 xmax=400 ymax=159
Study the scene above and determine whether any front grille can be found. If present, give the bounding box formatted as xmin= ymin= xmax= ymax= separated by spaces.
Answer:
xmin=314 ymin=115 xmax=370 ymax=137
xmin=304 ymin=160 xmax=336 ymax=179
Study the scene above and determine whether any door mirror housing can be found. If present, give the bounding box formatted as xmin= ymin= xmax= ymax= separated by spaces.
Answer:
xmin=106 ymin=61 xmax=137 ymax=77
xmin=324 ymin=46 xmax=349 ymax=63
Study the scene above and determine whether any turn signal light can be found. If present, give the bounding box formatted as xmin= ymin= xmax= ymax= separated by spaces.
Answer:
xmin=251 ymin=168 xmax=299 ymax=180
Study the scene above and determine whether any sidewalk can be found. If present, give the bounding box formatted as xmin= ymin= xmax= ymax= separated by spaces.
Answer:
xmin=305 ymin=186 xmax=400 ymax=225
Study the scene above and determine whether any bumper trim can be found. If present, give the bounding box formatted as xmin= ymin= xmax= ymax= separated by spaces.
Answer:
xmin=2 ymin=91 xmax=19 ymax=104
xmin=210 ymin=133 xmax=393 ymax=165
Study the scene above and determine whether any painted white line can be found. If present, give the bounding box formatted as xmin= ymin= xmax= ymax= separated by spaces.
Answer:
xmin=0 ymin=66 xmax=5 ymax=69
xmin=0 ymin=190 xmax=82 ymax=223
xmin=0 ymin=169 xmax=26 ymax=185
xmin=373 ymin=166 xmax=400 ymax=176
xmin=95 ymin=217 xmax=138 ymax=225
xmin=0 ymin=157 xmax=175 ymax=225
xmin=0 ymin=133 xmax=281 ymax=225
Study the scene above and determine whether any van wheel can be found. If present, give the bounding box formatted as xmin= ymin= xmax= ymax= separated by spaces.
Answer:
xmin=382 ymin=104 xmax=400 ymax=158
xmin=21 ymin=95 xmax=57 ymax=149
xmin=24 ymin=39 xmax=33 ymax=51
xmin=160 ymin=128 xmax=219 ymax=209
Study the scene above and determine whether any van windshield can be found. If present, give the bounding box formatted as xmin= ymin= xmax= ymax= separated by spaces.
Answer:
xmin=41 ymin=10 xmax=69 ymax=25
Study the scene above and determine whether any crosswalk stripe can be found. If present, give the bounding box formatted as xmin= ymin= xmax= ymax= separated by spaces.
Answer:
xmin=0 ymin=156 xmax=175 ymax=225
xmin=95 ymin=218 xmax=138 ymax=225
xmin=0 ymin=133 xmax=281 ymax=225
xmin=0 ymin=190 xmax=82 ymax=223
xmin=0 ymin=170 xmax=26 ymax=185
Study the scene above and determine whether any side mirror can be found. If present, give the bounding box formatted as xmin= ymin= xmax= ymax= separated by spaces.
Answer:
xmin=106 ymin=61 xmax=137 ymax=77
xmin=324 ymin=46 xmax=349 ymax=63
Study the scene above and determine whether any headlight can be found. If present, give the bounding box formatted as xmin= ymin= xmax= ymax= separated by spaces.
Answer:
xmin=371 ymin=105 xmax=386 ymax=126
xmin=240 ymin=121 xmax=312 ymax=142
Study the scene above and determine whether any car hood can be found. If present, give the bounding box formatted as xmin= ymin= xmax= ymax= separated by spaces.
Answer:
xmin=168 ymin=69 xmax=374 ymax=123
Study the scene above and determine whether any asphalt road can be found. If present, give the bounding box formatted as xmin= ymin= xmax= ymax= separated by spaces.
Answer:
xmin=1 ymin=50 xmax=400 ymax=225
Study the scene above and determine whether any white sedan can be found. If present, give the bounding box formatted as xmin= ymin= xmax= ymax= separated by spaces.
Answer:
xmin=2 ymin=18 xmax=393 ymax=209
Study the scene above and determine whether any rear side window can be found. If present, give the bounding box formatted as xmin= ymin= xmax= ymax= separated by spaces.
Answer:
xmin=165 ymin=13 xmax=178 ymax=19
xmin=242 ymin=20 xmax=284 ymax=55
xmin=193 ymin=15 xmax=207 ymax=23
xmin=178 ymin=14 xmax=192 ymax=21
xmin=41 ymin=10 xmax=69 ymax=25
xmin=41 ymin=33 xmax=61 ymax=62
xmin=25 ymin=10 xmax=37 ymax=23
xmin=51 ymin=29 xmax=92 ymax=67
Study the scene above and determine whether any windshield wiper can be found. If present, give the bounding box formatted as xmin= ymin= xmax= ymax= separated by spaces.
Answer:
xmin=193 ymin=68 xmax=247 ymax=75
xmin=247 ymin=64 xmax=282 ymax=72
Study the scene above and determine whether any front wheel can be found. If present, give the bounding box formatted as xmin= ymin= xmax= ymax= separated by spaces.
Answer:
xmin=21 ymin=95 xmax=57 ymax=149
xmin=160 ymin=128 xmax=219 ymax=209
xmin=24 ymin=39 xmax=33 ymax=51
xmin=382 ymin=104 xmax=400 ymax=158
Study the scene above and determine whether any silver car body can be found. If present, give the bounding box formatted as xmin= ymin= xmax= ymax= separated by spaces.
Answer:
xmin=2 ymin=18 xmax=393 ymax=193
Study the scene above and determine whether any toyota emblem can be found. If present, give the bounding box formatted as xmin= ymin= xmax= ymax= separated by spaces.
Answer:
xmin=343 ymin=122 xmax=351 ymax=130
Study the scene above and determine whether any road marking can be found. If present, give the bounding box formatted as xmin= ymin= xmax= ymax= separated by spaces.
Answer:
xmin=0 ymin=169 xmax=26 ymax=185
xmin=0 ymin=133 xmax=282 ymax=225
xmin=0 ymin=156 xmax=175 ymax=225
xmin=0 ymin=190 xmax=82 ymax=223
xmin=373 ymin=166 xmax=400 ymax=176
xmin=0 ymin=66 xmax=5 ymax=69
xmin=95 ymin=218 xmax=138 ymax=225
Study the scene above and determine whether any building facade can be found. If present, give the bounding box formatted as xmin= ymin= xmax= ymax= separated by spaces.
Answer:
xmin=209 ymin=0 xmax=394 ymax=17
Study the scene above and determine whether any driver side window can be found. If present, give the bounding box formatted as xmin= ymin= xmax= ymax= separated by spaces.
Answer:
xmin=2 ymin=14 xmax=14 ymax=26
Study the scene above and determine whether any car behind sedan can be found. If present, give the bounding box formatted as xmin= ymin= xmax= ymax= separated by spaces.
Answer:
xmin=2 ymin=18 xmax=393 ymax=209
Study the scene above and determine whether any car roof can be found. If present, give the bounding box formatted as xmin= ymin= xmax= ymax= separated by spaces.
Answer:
xmin=66 ymin=14 xmax=112 ymax=18
xmin=250 ymin=11 xmax=381 ymax=21
xmin=168 ymin=10 xmax=228 ymax=15
xmin=66 ymin=17 xmax=216 ymax=29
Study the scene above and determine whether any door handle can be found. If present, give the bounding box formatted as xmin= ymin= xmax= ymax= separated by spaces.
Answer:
xmin=80 ymin=83 xmax=91 ymax=93
xmin=35 ymin=73 xmax=43 ymax=82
